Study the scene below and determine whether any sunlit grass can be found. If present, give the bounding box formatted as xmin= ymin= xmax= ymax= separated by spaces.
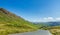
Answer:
xmin=0 ymin=9 xmax=38 ymax=35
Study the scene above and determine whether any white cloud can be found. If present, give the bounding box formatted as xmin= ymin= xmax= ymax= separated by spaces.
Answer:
xmin=28 ymin=17 xmax=60 ymax=22
xmin=43 ymin=17 xmax=54 ymax=22
xmin=47 ymin=17 xmax=53 ymax=20
xmin=43 ymin=17 xmax=54 ymax=20
xmin=39 ymin=17 xmax=60 ymax=22
xmin=56 ymin=18 xmax=60 ymax=20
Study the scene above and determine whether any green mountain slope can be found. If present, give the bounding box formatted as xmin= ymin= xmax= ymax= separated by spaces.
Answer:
xmin=0 ymin=8 xmax=37 ymax=35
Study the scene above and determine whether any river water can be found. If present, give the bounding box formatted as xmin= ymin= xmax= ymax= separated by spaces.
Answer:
xmin=9 ymin=30 xmax=52 ymax=35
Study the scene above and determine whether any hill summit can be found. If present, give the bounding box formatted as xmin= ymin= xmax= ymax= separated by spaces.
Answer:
xmin=0 ymin=8 xmax=37 ymax=35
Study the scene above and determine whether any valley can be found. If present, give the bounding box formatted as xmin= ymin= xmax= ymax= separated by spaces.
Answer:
xmin=0 ymin=8 xmax=60 ymax=35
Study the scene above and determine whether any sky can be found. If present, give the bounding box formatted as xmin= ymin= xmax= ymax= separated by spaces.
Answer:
xmin=0 ymin=0 xmax=60 ymax=22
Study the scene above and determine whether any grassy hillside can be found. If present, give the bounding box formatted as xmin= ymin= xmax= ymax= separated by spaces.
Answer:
xmin=34 ymin=22 xmax=60 ymax=35
xmin=0 ymin=8 xmax=38 ymax=35
xmin=46 ymin=26 xmax=60 ymax=35
xmin=40 ymin=26 xmax=60 ymax=35
xmin=33 ymin=23 xmax=48 ymax=29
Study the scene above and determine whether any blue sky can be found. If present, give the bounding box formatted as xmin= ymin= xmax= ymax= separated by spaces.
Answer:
xmin=0 ymin=0 xmax=60 ymax=22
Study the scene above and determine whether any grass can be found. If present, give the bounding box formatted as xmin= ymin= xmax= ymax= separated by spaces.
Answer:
xmin=48 ymin=26 xmax=60 ymax=35
xmin=34 ymin=22 xmax=60 ymax=35
xmin=41 ymin=26 xmax=60 ymax=35
xmin=2 ymin=8 xmax=60 ymax=35
xmin=0 ymin=8 xmax=38 ymax=35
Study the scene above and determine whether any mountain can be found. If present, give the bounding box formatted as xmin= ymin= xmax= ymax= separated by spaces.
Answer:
xmin=35 ymin=21 xmax=60 ymax=26
xmin=33 ymin=21 xmax=60 ymax=29
xmin=46 ymin=22 xmax=60 ymax=26
xmin=0 ymin=8 xmax=37 ymax=35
